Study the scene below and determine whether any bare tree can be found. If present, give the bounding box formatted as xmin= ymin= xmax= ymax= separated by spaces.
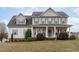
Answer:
xmin=0 ymin=22 xmax=7 ymax=42
xmin=0 ymin=22 xmax=7 ymax=33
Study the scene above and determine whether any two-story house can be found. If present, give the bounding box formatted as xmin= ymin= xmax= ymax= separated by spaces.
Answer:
xmin=7 ymin=8 xmax=71 ymax=40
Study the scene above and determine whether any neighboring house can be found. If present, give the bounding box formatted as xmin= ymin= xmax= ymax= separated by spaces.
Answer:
xmin=76 ymin=32 xmax=79 ymax=39
xmin=7 ymin=8 xmax=71 ymax=40
xmin=70 ymin=32 xmax=79 ymax=39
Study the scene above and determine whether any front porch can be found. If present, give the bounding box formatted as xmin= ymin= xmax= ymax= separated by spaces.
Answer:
xmin=31 ymin=24 xmax=71 ymax=38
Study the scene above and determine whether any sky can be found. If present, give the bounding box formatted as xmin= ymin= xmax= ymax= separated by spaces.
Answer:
xmin=0 ymin=7 xmax=79 ymax=32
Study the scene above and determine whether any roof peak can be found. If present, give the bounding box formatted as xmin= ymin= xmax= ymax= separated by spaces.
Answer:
xmin=48 ymin=7 xmax=52 ymax=9
xmin=18 ymin=13 xmax=23 ymax=16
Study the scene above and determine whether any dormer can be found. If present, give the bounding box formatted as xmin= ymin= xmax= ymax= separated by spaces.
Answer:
xmin=16 ymin=13 xmax=26 ymax=24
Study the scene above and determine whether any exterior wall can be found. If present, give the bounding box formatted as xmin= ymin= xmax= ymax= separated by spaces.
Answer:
xmin=8 ymin=27 xmax=31 ymax=39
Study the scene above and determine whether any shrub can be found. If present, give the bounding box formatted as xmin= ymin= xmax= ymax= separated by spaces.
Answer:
xmin=58 ymin=32 xmax=69 ymax=40
xmin=27 ymin=37 xmax=33 ymax=42
xmin=25 ymin=29 xmax=31 ymax=40
xmin=69 ymin=35 xmax=76 ymax=40
xmin=3 ymin=33 xmax=8 ymax=39
xmin=36 ymin=33 xmax=45 ymax=40
xmin=0 ymin=32 xmax=8 ymax=42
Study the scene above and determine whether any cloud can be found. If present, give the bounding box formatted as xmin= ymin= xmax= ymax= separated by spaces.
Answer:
xmin=68 ymin=17 xmax=79 ymax=32
xmin=53 ymin=7 xmax=63 ymax=11
xmin=68 ymin=17 xmax=79 ymax=25
xmin=14 ymin=7 xmax=47 ymax=15
xmin=0 ymin=19 xmax=9 ymax=25
xmin=73 ymin=7 xmax=79 ymax=17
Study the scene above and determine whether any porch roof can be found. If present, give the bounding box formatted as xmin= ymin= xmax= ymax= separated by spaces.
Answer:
xmin=32 ymin=24 xmax=72 ymax=27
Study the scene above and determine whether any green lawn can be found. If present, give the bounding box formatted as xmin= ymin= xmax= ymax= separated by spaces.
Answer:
xmin=0 ymin=40 xmax=79 ymax=52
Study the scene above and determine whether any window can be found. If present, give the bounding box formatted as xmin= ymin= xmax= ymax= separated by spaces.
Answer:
xmin=41 ymin=18 xmax=45 ymax=24
xmin=38 ymin=18 xmax=41 ymax=24
xmin=34 ymin=18 xmax=39 ymax=24
xmin=35 ymin=21 xmax=38 ymax=24
xmin=41 ymin=21 xmax=45 ymax=24
xmin=48 ymin=18 xmax=52 ymax=24
xmin=12 ymin=30 xmax=18 ymax=35
xmin=17 ymin=19 xmax=26 ymax=24
xmin=26 ymin=19 xmax=28 ymax=24
xmin=54 ymin=18 xmax=58 ymax=24
xmin=59 ymin=18 xmax=61 ymax=24
xmin=55 ymin=21 xmax=58 ymax=24
xmin=51 ymin=18 xmax=54 ymax=24
xmin=62 ymin=18 xmax=66 ymax=24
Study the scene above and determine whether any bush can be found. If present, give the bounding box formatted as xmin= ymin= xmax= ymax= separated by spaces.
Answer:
xmin=27 ymin=37 xmax=33 ymax=42
xmin=0 ymin=32 xmax=8 ymax=42
xmin=3 ymin=33 xmax=8 ymax=39
xmin=58 ymin=32 xmax=69 ymax=40
xmin=36 ymin=33 xmax=45 ymax=40
xmin=25 ymin=29 xmax=31 ymax=40
xmin=69 ymin=35 xmax=76 ymax=40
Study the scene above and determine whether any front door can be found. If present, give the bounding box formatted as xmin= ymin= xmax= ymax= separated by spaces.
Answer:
xmin=48 ymin=29 xmax=52 ymax=37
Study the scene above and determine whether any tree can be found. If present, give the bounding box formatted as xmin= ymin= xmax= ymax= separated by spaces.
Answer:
xmin=58 ymin=32 xmax=69 ymax=40
xmin=0 ymin=22 xmax=7 ymax=33
xmin=25 ymin=29 xmax=31 ymax=40
xmin=36 ymin=33 xmax=45 ymax=40
xmin=0 ymin=22 xmax=8 ymax=42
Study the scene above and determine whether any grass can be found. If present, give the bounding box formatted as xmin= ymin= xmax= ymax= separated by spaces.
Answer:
xmin=0 ymin=40 xmax=79 ymax=52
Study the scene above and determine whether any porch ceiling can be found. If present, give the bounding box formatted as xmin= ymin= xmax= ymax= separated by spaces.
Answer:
xmin=32 ymin=24 xmax=72 ymax=27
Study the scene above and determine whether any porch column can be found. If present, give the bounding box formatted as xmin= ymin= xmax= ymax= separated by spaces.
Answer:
xmin=31 ymin=27 xmax=33 ymax=37
xmin=69 ymin=27 xmax=71 ymax=37
xmin=54 ymin=26 xmax=56 ymax=38
xmin=46 ymin=26 xmax=48 ymax=38
xmin=36 ymin=28 xmax=38 ymax=37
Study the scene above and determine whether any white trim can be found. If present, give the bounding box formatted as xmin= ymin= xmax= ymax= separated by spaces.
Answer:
xmin=54 ymin=26 xmax=56 ymax=38
xmin=31 ymin=27 xmax=33 ymax=37
xmin=46 ymin=26 xmax=48 ymax=37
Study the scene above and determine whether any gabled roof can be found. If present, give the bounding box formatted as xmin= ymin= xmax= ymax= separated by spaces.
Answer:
xmin=32 ymin=8 xmax=69 ymax=17
xmin=7 ymin=15 xmax=32 ymax=28
xmin=32 ymin=12 xmax=43 ymax=16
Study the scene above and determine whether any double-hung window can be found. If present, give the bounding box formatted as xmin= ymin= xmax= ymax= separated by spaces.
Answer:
xmin=34 ymin=18 xmax=38 ymax=24
xmin=41 ymin=18 xmax=45 ymax=24
xmin=48 ymin=18 xmax=52 ymax=24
